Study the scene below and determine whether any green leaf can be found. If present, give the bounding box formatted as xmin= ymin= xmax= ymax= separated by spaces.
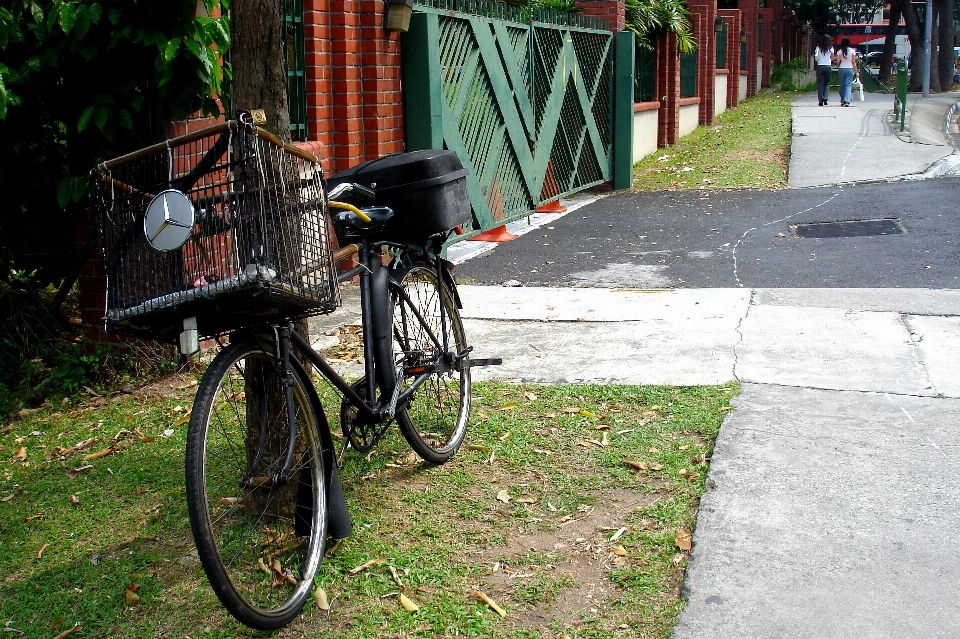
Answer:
xmin=71 ymin=177 xmax=87 ymax=201
xmin=58 ymin=3 xmax=75 ymax=33
xmin=116 ymin=107 xmax=133 ymax=130
xmin=88 ymin=3 xmax=101 ymax=23
xmin=163 ymin=38 xmax=179 ymax=62
xmin=77 ymin=104 xmax=95 ymax=132
xmin=73 ymin=5 xmax=90 ymax=40
xmin=56 ymin=176 xmax=71 ymax=209
xmin=30 ymin=2 xmax=44 ymax=24
xmin=108 ymin=7 xmax=120 ymax=24
xmin=93 ymin=105 xmax=108 ymax=130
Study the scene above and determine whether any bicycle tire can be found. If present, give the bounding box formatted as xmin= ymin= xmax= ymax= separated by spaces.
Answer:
xmin=389 ymin=261 xmax=471 ymax=464
xmin=185 ymin=338 xmax=327 ymax=630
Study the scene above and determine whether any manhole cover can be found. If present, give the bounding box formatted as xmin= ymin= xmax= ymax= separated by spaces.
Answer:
xmin=791 ymin=218 xmax=905 ymax=239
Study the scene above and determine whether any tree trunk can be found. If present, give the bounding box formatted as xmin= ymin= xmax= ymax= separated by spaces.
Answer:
xmin=878 ymin=3 xmax=901 ymax=82
xmin=937 ymin=0 xmax=956 ymax=89
xmin=894 ymin=0 xmax=925 ymax=91
xmin=232 ymin=0 xmax=291 ymax=143
xmin=232 ymin=0 xmax=309 ymax=514
xmin=927 ymin=7 xmax=941 ymax=93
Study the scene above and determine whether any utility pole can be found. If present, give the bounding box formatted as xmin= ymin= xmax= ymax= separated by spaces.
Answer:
xmin=922 ymin=0 xmax=932 ymax=96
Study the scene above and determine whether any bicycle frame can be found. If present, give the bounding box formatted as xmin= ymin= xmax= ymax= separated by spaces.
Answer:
xmin=246 ymin=238 xmax=456 ymax=477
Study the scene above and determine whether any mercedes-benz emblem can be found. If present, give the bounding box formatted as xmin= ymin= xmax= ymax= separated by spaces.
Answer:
xmin=143 ymin=189 xmax=195 ymax=251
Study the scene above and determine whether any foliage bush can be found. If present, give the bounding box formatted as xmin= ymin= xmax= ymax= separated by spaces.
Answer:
xmin=771 ymin=57 xmax=814 ymax=91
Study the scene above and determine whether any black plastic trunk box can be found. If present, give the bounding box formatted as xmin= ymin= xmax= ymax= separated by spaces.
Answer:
xmin=326 ymin=150 xmax=471 ymax=244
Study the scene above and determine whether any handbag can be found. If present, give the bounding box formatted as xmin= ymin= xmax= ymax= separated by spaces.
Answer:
xmin=852 ymin=77 xmax=864 ymax=101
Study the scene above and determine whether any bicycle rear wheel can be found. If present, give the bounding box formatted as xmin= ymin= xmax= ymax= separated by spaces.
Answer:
xmin=390 ymin=262 xmax=471 ymax=464
xmin=185 ymin=339 xmax=327 ymax=630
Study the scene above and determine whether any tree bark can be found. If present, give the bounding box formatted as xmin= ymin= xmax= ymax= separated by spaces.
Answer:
xmin=893 ymin=0 xmax=925 ymax=91
xmin=232 ymin=0 xmax=291 ymax=143
xmin=878 ymin=3 xmax=901 ymax=82
xmin=936 ymin=0 xmax=956 ymax=89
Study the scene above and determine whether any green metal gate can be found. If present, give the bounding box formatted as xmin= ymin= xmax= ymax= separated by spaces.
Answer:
xmin=403 ymin=0 xmax=614 ymax=236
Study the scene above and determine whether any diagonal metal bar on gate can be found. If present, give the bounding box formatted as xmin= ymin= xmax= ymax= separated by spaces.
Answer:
xmin=468 ymin=15 xmax=539 ymax=202
xmin=571 ymin=51 xmax=610 ymax=183
xmin=529 ymin=24 xmax=573 ymax=198
xmin=492 ymin=21 xmax=536 ymax=142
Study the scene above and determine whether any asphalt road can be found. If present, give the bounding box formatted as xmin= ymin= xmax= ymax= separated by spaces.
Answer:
xmin=455 ymin=177 xmax=960 ymax=289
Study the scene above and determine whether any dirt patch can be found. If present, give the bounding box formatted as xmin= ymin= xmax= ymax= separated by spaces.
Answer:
xmin=478 ymin=488 xmax=660 ymax=633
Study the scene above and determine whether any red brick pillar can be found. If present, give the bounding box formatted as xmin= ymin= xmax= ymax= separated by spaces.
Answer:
xmin=740 ymin=0 xmax=758 ymax=97
xmin=359 ymin=0 xmax=404 ymax=160
xmin=687 ymin=0 xmax=717 ymax=126
xmin=760 ymin=7 xmax=773 ymax=87
xmin=304 ymin=1 xmax=405 ymax=175
xmin=719 ymin=9 xmax=741 ymax=108
xmin=656 ymin=32 xmax=680 ymax=147
xmin=577 ymin=0 xmax=625 ymax=32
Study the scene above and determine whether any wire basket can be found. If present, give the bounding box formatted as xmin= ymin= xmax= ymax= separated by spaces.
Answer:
xmin=92 ymin=116 xmax=339 ymax=342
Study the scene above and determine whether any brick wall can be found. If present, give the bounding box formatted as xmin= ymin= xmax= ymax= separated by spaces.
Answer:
xmin=687 ymin=0 xmax=717 ymax=126
xmin=718 ymin=10 xmax=741 ymax=108
xmin=656 ymin=31 xmax=680 ymax=147
xmin=577 ymin=0 xmax=625 ymax=33
xmin=742 ymin=1 xmax=760 ymax=97
xmin=304 ymin=0 xmax=405 ymax=175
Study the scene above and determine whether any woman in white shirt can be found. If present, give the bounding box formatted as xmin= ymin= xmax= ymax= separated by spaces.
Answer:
xmin=813 ymin=34 xmax=834 ymax=106
xmin=835 ymin=37 xmax=860 ymax=106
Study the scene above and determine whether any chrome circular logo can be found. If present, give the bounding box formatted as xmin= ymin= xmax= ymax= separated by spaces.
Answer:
xmin=143 ymin=190 xmax=195 ymax=251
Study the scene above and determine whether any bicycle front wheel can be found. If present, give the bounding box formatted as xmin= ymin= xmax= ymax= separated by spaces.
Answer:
xmin=185 ymin=339 xmax=327 ymax=630
xmin=390 ymin=262 xmax=471 ymax=464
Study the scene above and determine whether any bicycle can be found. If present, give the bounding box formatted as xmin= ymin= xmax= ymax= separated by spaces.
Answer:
xmin=92 ymin=113 xmax=498 ymax=630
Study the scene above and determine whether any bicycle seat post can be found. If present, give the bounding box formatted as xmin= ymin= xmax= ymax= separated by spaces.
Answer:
xmin=357 ymin=240 xmax=379 ymax=406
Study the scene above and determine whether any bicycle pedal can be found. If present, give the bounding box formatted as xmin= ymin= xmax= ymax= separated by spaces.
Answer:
xmin=467 ymin=358 xmax=503 ymax=367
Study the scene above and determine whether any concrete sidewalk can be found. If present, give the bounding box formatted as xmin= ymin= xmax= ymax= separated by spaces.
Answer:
xmin=788 ymin=90 xmax=960 ymax=187
xmin=311 ymin=90 xmax=960 ymax=638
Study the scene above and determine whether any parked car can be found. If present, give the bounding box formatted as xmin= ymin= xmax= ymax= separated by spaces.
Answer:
xmin=865 ymin=51 xmax=883 ymax=65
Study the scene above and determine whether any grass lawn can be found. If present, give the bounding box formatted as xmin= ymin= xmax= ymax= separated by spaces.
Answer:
xmin=1 ymin=372 xmax=736 ymax=638
xmin=632 ymin=90 xmax=795 ymax=191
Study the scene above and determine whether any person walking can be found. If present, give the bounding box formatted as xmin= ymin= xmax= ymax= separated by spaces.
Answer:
xmin=813 ymin=34 xmax=834 ymax=106
xmin=835 ymin=37 xmax=860 ymax=106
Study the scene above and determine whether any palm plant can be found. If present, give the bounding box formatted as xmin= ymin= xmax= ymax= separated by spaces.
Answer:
xmin=625 ymin=0 xmax=697 ymax=52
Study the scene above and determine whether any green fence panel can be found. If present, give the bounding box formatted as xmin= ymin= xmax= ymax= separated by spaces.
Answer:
xmin=680 ymin=50 xmax=697 ymax=98
xmin=716 ymin=20 xmax=727 ymax=69
xmin=403 ymin=2 xmax=614 ymax=237
xmin=635 ymin=45 xmax=655 ymax=102
xmin=283 ymin=0 xmax=307 ymax=141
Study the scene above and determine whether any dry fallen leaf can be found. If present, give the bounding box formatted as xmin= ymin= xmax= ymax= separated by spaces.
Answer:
xmin=675 ymin=530 xmax=693 ymax=551
xmin=67 ymin=465 xmax=94 ymax=480
xmin=623 ymin=460 xmax=648 ymax=471
xmin=497 ymin=402 xmax=516 ymax=411
xmin=69 ymin=495 xmax=80 ymax=506
xmin=496 ymin=490 xmax=511 ymax=504
xmin=173 ymin=414 xmax=191 ymax=427
xmin=315 ymin=586 xmax=330 ymax=610
xmin=347 ymin=558 xmax=387 ymax=575
xmin=51 ymin=624 xmax=82 ymax=639
xmin=125 ymin=584 xmax=141 ymax=605
xmin=601 ymin=432 xmax=610 ymax=446
xmin=578 ymin=409 xmax=596 ymax=418
xmin=399 ymin=593 xmax=419 ymax=612
xmin=465 ymin=444 xmax=490 ymax=452
xmin=388 ymin=565 xmax=404 ymax=587
xmin=36 ymin=543 xmax=51 ymax=559
xmin=611 ymin=545 xmax=628 ymax=557
xmin=648 ymin=447 xmax=660 ymax=454
xmin=475 ymin=590 xmax=507 ymax=617
xmin=650 ymin=463 xmax=664 ymax=471
xmin=524 ymin=392 xmax=538 ymax=401
xmin=14 ymin=446 xmax=26 ymax=460
xmin=477 ymin=411 xmax=490 ymax=420
xmin=515 ymin=497 xmax=537 ymax=504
